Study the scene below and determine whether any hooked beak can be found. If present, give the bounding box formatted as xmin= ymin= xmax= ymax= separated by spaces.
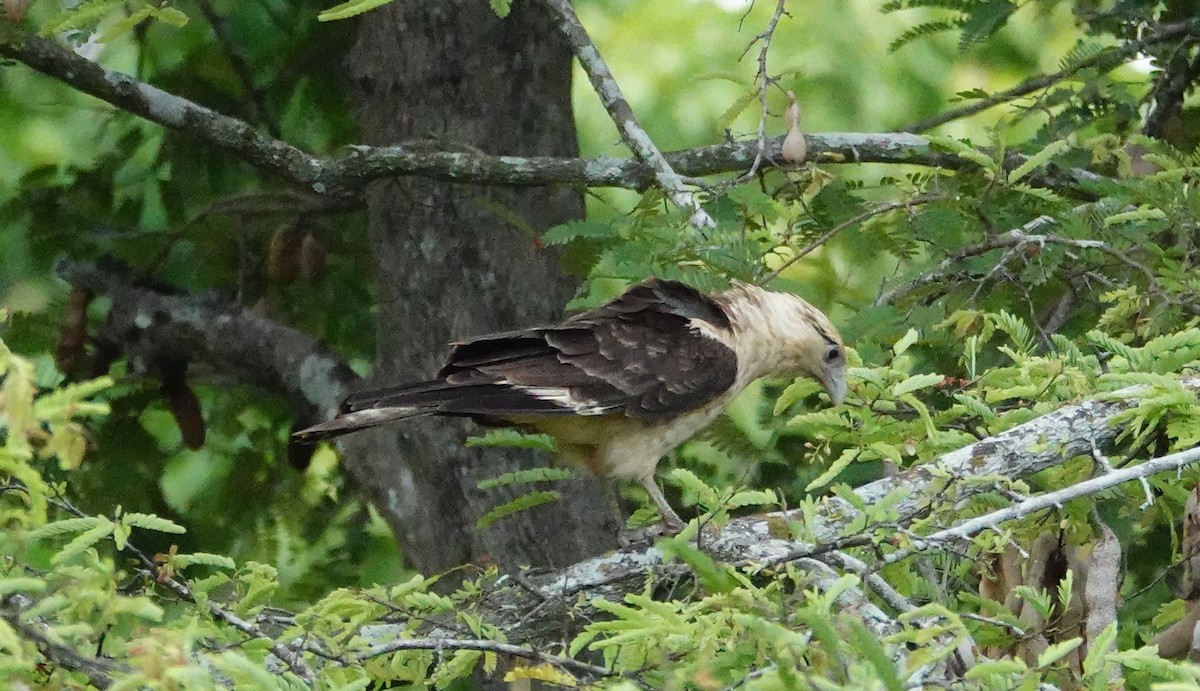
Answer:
xmin=822 ymin=368 xmax=847 ymax=405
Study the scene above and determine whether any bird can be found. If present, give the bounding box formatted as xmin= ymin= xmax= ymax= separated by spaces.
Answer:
xmin=295 ymin=278 xmax=846 ymax=533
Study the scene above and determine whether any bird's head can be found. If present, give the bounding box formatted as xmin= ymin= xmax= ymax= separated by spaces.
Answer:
xmin=719 ymin=282 xmax=847 ymax=405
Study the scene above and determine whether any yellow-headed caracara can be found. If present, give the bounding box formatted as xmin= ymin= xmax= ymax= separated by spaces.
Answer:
xmin=296 ymin=278 xmax=846 ymax=532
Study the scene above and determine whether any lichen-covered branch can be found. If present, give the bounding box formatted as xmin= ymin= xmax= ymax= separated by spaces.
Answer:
xmin=54 ymin=258 xmax=357 ymax=421
xmin=0 ymin=28 xmax=1105 ymax=198
xmin=0 ymin=29 xmax=326 ymax=191
xmin=882 ymin=444 xmax=1200 ymax=565
xmin=472 ymin=377 xmax=1200 ymax=639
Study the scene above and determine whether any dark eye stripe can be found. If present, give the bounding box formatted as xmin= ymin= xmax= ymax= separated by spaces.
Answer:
xmin=812 ymin=323 xmax=838 ymax=347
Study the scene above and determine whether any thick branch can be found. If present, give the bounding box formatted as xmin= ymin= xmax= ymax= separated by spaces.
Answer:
xmin=0 ymin=28 xmax=1103 ymax=197
xmin=0 ymin=28 xmax=326 ymax=191
xmin=883 ymin=443 xmax=1200 ymax=565
xmin=475 ymin=377 xmax=1200 ymax=640
xmin=54 ymin=258 xmax=357 ymax=420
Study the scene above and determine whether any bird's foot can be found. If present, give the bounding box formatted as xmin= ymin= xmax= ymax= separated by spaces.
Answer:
xmin=617 ymin=518 xmax=685 ymax=549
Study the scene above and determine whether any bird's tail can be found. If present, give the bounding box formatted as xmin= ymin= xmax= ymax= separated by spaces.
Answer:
xmin=293 ymin=405 xmax=430 ymax=441
xmin=292 ymin=380 xmax=471 ymax=441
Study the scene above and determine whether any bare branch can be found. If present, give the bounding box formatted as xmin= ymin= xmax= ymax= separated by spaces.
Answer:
xmin=741 ymin=0 xmax=790 ymax=180
xmin=540 ymin=0 xmax=715 ymax=229
xmin=193 ymin=0 xmax=279 ymax=138
xmin=874 ymin=212 xmax=1200 ymax=315
xmin=0 ymin=30 xmax=327 ymax=191
xmin=875 ymin=217 xmax=1106 ymax=306
xmin=882 ymin=445 xmax=1200 ymax=566
xmin=763 ymin=193 xmax=941 ymax=284
xmin=1 ymin=595 xmax=123 ymax=688
xmin=901 ymin=19 xmax=1200 ymax=133
xmin=358 ymin=637 xmax=640 ymax=687
xmin=467 ymin=377 xmax=1200 ymax=638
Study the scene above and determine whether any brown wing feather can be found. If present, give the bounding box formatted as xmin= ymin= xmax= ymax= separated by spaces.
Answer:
xmin=298 ymin=279 xmax=739 ymax=439
xmin=439 ymin=278 xmax=738 ymax=419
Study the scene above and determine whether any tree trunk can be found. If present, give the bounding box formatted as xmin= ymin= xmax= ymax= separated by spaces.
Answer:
xmin=343 ymin=0 xmax=619 ymax=574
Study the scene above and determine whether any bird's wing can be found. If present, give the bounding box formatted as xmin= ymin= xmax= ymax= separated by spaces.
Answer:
xmin=347 ymin=278 xmax=739 ymax=422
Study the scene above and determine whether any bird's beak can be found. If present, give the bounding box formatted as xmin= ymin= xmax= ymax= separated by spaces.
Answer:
xmin=822 ymin=368 xmax=847 ymax=405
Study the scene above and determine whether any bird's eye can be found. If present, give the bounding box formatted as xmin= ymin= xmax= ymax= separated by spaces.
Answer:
xmin=825 ymin=347 xmax=840 ymax=362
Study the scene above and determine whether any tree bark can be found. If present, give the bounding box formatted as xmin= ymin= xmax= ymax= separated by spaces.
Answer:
xmin=344 ymin=0 xmax=618 ymax=573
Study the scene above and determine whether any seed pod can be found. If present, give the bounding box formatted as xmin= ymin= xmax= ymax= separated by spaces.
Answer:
xmin=299 ymin=232 xmax=327 ymax=281
xmin=56 ymin=286 xmax=93 ymax=375
xmin=4 ymin=0 xmax=32 ymax=22
xmin=781 ymin=90 xmax=807 ymax=164
xmin=160 ymin=364 xmax=206 ymax=450
xmin=265 ymin=222 xmax=302 ymax=284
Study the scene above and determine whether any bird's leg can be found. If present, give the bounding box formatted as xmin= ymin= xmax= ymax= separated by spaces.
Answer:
xmin=639 ymin=476 xmax=685 ymax=535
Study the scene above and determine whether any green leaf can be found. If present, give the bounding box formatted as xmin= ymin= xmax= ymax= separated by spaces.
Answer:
xmin=668 ymin=468 xmax=719 ymax=507
xmin=123 ymin=512 xmax=187 ymax=534
xmin=718 ymin=89 xmax=758 ymax=129
xmin=0 ymin=577 xmax=45 ymax=597
xmin=927 ymin=135 xmax=998 ymax=175
xmin=476 ymin=467 xmax=572 ymax=490
xmin=891 ymin=373 xmax=944 ymax=397
xmin=52 ymin=522 xmax=115 ymax=564
xmin=475 ymin=491 xmax=561 ymax=529
xmin=27 ymin=516 xmax=107 ymax=540
xmin=173 ymin=552 xmax=237 ymax=571
xmin=727 ymin=489 xmax=778 ymax=509
xmin=846 ymin=618 xmax=902 ymax=690
xmin=40 ymin=0 xmax=125 ymax=35
xmin=805 ymin=448 xmax=858 ymax=492
xmin=96 ymin=6 xmax=154 ymax=43
xmin=773 ymin=378 xmax=823 ymax=415
xmin=1082 ymin=622 xmax=1118 ymax=677
xmin=959 ymin=0 xmax=1015 ymax=47
xmin=149 ymin=6 xmax=190 ymax=27
xmin=1036 ymin=637 xmax=1082 ymax=668
xmin=660 ymin=537 xmax=740 ymax=594
xmin=1103 ymin=206 xmax=1167 ymax=226
xmin=465 ymin=429 xmax=557 ymax=452
xmin=318 ymin=0 xmax=395 ymax=21
xmin=1008 ymin=140 xmax=1070 ymax=184
xmin=964 ymin=657 xmax=1028 ymax=679
xmin=893 ymin=328 xmax=919 ymax=357
xmin=541 ymin=219 xmax=616 ymax=246
xmin=488 ymin=0 xmax=513 ymax=18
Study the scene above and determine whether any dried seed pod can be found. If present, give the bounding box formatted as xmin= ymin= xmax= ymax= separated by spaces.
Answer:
xmin=266 ymin=223 xmax=303 ymax=284
xmin=4 ymin=0 xmax=32 ymax=22
xmin=56 ymin=286 xmax=93 ymax=375
xmin=299 ymin=232 xmax=327 ymax=281
xmin=160 ymin=364 xmax=206 ymax=450
xmin=781 ymin=90 xmax=807 ymax=164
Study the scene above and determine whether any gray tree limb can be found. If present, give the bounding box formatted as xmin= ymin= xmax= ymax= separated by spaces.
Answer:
xmin=53 ymin=258 xmax=357 ymax=422
xmin=1 ymin=594 xmax=123 ymax=689
xmin=541 ymin=0 xmax=715 ymax=229
xmin=471 ymin=377 xmax=1200 ymax=639
xmin=0 ymin=28 xmax=1103 ymax=198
